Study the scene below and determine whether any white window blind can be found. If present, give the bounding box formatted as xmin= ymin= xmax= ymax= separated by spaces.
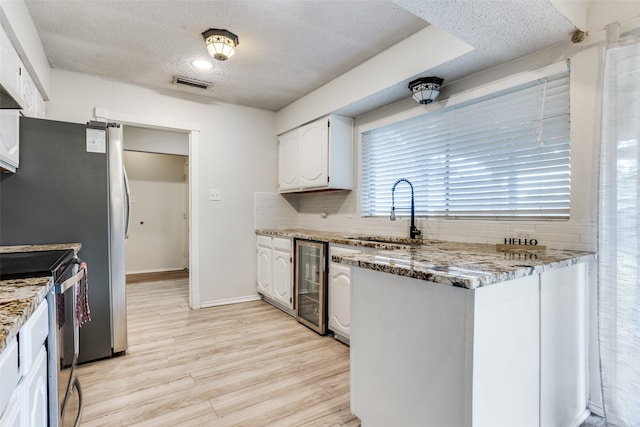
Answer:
xmin=361 ymin=71 xmax=571 ymax=219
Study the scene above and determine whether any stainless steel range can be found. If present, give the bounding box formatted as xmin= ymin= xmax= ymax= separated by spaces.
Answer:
xmin=0 ymin=249 xmax=85 ymax=427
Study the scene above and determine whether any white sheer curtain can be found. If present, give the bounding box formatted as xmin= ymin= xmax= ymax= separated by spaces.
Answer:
xmin=598 ymin=34 xmax=640 ymax=427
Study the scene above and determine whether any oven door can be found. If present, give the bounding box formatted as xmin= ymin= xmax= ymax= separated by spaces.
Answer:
xmin=52 ymin=266 xmax=84 ymax=427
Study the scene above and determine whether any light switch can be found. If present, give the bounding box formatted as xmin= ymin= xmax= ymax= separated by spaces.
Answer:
xmin=209 ymin=189 xmax=221 ymax=201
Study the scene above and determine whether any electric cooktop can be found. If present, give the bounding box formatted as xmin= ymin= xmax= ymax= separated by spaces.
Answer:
xmin=0 ymin=249 xmax=75 ymax=280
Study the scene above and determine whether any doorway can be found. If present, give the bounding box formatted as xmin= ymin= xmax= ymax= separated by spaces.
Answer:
xmin=121 ymin=125 xmax=190 ymax=281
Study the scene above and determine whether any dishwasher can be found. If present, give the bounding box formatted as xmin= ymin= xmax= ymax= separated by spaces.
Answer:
xmin=295 ymin=240 xmax=328 ymax=334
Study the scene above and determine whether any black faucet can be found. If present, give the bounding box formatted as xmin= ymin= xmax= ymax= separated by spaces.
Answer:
xmin=390 ymin=178 xmax=422 ymax=239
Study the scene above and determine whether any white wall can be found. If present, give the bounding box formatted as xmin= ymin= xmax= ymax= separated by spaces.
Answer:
xmin=46 ymin=69 xmax=278 ymax=307
xmin=123 ymin=126 xmax=189 ymax=156
xmin=123 ymin=151 xmax=187 ymax=274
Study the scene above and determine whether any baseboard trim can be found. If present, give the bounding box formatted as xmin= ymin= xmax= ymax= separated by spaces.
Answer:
xmin=587 ymin=401 xmax=604 ymax=418
xmin=200 ymin=294 xmax=262 ymax=308
xmin=572 ymin=409 xmax=592 ymax=427
xmin=260 ymin=294 xmax=296 ymax=317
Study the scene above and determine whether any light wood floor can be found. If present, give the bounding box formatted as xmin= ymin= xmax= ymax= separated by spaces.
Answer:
xmin=125 ymin=269 xmax=189 ymax=284
xmin=76 ymin=278 xmax=360 ymax=426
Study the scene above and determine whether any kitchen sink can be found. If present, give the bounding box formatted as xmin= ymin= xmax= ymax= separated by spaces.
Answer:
xmin=346 ymin=236 xmax=422 ymax=246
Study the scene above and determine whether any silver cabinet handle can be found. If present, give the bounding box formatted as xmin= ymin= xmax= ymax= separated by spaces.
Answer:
xmin=123 ymin=165 xmax=131 ymax=239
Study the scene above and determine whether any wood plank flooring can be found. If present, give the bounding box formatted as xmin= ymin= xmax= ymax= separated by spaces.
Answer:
xmin=76 ymin=278 xmax=360 ymax=426
xmin=125 ymin=269 xmax=189 ymax=284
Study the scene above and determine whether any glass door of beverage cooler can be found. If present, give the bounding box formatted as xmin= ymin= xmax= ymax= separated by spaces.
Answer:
xmin=295 ymin=240 xmax=327 ymax=334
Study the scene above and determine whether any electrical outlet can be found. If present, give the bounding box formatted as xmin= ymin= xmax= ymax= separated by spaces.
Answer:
xmin=208 ymin=189 xmax=221 ymax=201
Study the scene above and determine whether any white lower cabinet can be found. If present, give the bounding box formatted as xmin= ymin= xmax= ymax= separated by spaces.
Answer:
xmin=0 ymin=391 xmax=20 ymax=427
xmin=17 ymin=347 xmax=47 ymax=427
xmin=0 ymin=339 xmax=19 ymax=423
xmin=0 ymin=300 xmax=49 ymax=427
xmin=257 ymin=235 xmax=293 ymax=312
xmin=328 ymin=263 xmax=351 ymax=339
xmin=272 ymin=243 xmax=293 ymax=309
xmin=256 ymin=237 xmax=272 ymax=297
xmin=328 ymin=245 xmax=360 ymax=341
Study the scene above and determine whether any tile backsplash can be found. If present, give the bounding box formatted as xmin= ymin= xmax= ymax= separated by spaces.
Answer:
xmin=255 ymin=191 xmax=596 ymax=251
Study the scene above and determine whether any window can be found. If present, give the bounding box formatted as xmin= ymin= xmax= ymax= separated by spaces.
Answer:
xmin=360 ymin=71 xmax=571 ymax=219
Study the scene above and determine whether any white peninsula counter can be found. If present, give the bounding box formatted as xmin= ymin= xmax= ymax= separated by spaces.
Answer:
xmin=333 ymin=241 xmax=595 ymax=427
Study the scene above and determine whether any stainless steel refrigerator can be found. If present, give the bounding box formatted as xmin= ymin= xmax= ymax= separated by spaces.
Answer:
xmin=0 ymin=116 xmax=128 ymax=363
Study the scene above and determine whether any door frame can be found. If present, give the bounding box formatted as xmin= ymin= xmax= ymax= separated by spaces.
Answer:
xmin=102 ymin=110 xmax=201 ymax=309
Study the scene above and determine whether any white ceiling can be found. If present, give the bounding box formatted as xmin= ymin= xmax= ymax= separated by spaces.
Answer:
xmin=24 ymin=0 xmax=577 ymax=117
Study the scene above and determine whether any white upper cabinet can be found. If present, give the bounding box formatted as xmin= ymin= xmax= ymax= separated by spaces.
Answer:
xmin=0 ymin=26 xmax=23 ymax=110
xmin=19 ymin=71 xmax=36 ymax=118
xmin=1 ymin=24 xmax=47 ymax=172
xmin=298 ymin=120 xmax=328 ymax=187
xmin=278 ymin=129 xmax=299 ymax=191
xmin=278 ymin=115 xmax=353 ymax=193
xmin=0 ymin=110 xmax=20 ymax=172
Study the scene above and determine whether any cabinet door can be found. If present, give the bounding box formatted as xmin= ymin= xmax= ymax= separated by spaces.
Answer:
xmin=0 ymin=28 xmax=23 ymax=107
xmin=272 ymin=248 xmax=293 ymax=309
xmin=298 ymin=119 xmax=328 ymax=188
xmin=34 ymin=92 xmax=45 ymax=119
xmin=0 ymin=392 xmax=20 ymax=427
xmin=0 ymin=110 xmax=20 ymax=170
xmin=18 ymin=346 xmax=47 ymax=427
xmin=329 ymin=263 xmax=351 ymax=338
xmin=278 ymin=130 xmax=299 ymax=191
xmin=257 ymin=246 xmax=272 ymax=297
xmin=20 ymin=71 xmax=36 ymax=118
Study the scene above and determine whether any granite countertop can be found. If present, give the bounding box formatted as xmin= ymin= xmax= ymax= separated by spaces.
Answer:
xmin=255 ymin=229 xmax=595 ymax=290
xmin=0 ymin=243 xmax=81 ymax=353
xmin=256 ymin=228 xmax=427 ymax=250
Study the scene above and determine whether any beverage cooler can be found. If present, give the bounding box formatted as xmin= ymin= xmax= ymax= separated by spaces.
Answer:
xmin=295 ymin=240 xmax=327 ymax=334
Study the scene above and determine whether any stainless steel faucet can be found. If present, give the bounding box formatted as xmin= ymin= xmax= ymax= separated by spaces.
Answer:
xmin=390 ymin=178 xmax=422 ymax=239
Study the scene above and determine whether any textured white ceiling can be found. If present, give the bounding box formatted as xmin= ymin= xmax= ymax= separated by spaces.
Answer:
xmin=24 ymin=0 xmax=576 ymax=116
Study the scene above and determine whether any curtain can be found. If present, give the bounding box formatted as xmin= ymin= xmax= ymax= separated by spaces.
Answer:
xmin=598 ymin=35 xmax=640 ymax=427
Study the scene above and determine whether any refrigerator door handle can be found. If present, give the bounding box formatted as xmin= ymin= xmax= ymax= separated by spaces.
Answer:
xmin=123 ymin=165 xmax=131 ymax=239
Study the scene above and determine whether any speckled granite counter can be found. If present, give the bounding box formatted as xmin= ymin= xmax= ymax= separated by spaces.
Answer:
xmin=255 ymin=229 xmax=594 ymax=289
xmin=256 ymin=228 xmax=425 ymax=249
xmin=0 ymin=243 xmax=81 ymax=353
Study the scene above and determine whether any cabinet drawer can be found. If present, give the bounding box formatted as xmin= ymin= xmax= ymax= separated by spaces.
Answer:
xmin=272 ymin=237 xmax=292 ymax=252
xmin=0 ymin=338 xmax=19 ymax=417
xmin=257 ymin=235 xmax=271 ymax=248
xmin=18 ymin=300 xmax=48 ymax=376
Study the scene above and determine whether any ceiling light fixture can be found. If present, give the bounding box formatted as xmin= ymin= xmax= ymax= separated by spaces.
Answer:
xmin=202 ymin=29 xmax=239 ymax=61
xmin=408 ymin=76 xmax=444 ymax=104
xmin=192 ymin=59 xmax=213 ymax=70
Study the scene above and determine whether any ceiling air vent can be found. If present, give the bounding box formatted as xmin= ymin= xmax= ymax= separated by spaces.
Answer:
xmin=172 ymin=75 xmax=212 ymax=90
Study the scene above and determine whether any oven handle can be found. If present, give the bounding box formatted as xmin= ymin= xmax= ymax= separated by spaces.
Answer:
xmin=55 ymin=269 xmax=85 ymax=295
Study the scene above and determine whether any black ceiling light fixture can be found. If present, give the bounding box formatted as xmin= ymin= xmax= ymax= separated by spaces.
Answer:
xmin=408 ymin=76 xmax=444 ymax=104
xmin=202 ymin=29 xmax=239 ymax=61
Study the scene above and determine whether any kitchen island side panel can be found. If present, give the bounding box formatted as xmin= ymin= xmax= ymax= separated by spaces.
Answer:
xmin=472 ymin=275 xmax=540 ymax=427
xmin=350 ymin=267 xmax=474 ymax=427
